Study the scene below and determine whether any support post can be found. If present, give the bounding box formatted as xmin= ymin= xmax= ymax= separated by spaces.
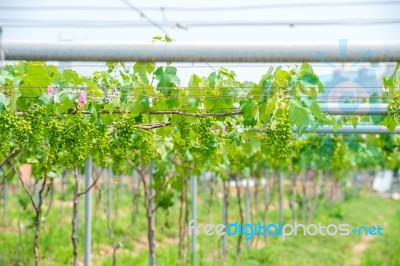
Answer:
xmin=2 ymin=179 xmax=7 ymax=219
xmin=279 ymin=171 xmax=284 ymax=224
xmin=107 ymin=166 xmax=113 ymax=221
xmin=84 ymin=157 xmax=92 ymax=266
xmin=191 ymin=175 xmax=197 ymax=265
xmin=148 ymin=161 xmax=155 ymax=266
xmin=245 ymin=176 xmax=251 ymax=248
xmin=222 ymin=180 xmax=228 ymax=262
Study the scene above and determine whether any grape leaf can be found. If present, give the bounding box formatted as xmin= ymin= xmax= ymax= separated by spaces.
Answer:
xmin=290 ymin=99 xmax=312 ymax=134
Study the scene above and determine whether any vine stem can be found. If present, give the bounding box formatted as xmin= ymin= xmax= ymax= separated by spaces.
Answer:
xmin=234 ymin=175 xmax=244 ymax=260
xmin=34 ymin=175 xmax=48 ymax=266
xmin=16 ymin=110 xmax=242 ymax=117
xmin=219 ymin=179 xmax=230 ymax=265
xmin=0 ymin=147 xmax=19 ymax=170
xmin=139 ymin=165 xmax=157 ymax=266
xmin=13 ymin=164 xmax=47 ymax=266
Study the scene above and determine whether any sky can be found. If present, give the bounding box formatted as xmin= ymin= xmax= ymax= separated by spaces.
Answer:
xmin=0 ymin=0 xmax=399 ymax=89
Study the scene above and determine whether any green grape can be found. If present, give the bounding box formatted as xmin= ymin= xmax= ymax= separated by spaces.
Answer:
xmin=14 ymin=116 xmax=32 ymax=147
xmin=115 ymin=116 xmax=137 ymax=148
xmin=0 ymin=108 xmax=17 ymax=154
xmin=95 ymin=129 xmax=111 ymax=167
xmin=25 ymin=105 xmax=46 ymax=147
xmin=62 ymin=115 xmax=96 ymax=168
xmin=110 ymin=143 xmax=125 ymax=173
xmin=176 ymin=119 xmax=191 ymax=151
xmin=271 ymin=114 xmax=291 ymax=160
xmin=140 ymin=134 xmax=158 ymax=164
xmin=48 ymin=119 xmax=63 ymax=164
xmin=388 ymin=95 xmax=400 ymax=123
xmin=110 ymin=115 xmax=137 ymax=171
xmin=265 ymin=125 xmax=276 ymax=147
xmin=193 ymin=117 xmax=215 ymax=151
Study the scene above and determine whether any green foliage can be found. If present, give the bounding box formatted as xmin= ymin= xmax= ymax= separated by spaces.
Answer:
xmin=0 ymin=60 xmax=399 ymax=200
xmin=383 ymin=63 xmax=400 ymax=130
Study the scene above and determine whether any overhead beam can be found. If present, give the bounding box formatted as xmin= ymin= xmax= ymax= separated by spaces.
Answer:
xmin=304 ymin=125 xmax=400 ymax=134
xmin=319 ymin=103 xmax=388 ymax=115
xmin=3 ymin=41 xmax=400 ymax=62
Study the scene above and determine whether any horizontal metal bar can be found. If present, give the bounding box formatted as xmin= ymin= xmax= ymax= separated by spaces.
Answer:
xmin=3 ymin=41 xmax=400 ymax=62
xmin=319 ymin=103 xmax=388 ymax=115
xmin=304 ymin=125 xmax=399 ymax=134
xmin=2 ymin=19 xmax=400 ymax=28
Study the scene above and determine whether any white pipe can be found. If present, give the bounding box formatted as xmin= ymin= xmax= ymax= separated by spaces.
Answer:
xmin=3 ymin=41 xmax=400 ymax=62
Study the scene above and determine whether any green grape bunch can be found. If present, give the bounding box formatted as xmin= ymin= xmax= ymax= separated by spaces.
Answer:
xmin=14 ymin=116 xmax=32 ymax=147
xmin=115 ymin=116 xmax=137 ymax=148
xmin=193 ymin=117 xmax=215 ymax=151
xmin=176 ymin=119 xmax=191 ymax=151
xmin=387 ymin=94 xmax=400 ymax=123
xmin=24 ymin=105 xmax=46 ymax=147
xmin=140 ymin=134 xmax=158 ymax=164
xmin=110 ymin=115 xmax=138 ymax=171
xmin=47 ymin=119 xmax=64 ymax=164
xmin=272 ymin=114 xmax=292 ymax=159
xmin=62 ymin=115 xmax=96 ymax=168
xmin=95 ymin=129 xmax=111 ymax=167
xmin=0 ymin=108 xmax=17 ymax=154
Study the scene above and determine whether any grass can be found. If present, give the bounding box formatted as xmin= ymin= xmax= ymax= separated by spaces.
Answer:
xmin=0 ymin=182 xmax=399 ymax=266
xmin=361 ymin=208 xmax=400 ymax=266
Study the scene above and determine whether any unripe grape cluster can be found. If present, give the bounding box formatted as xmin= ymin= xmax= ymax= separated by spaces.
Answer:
xmin=24 ymin=105 xmax=46 ymax=147
xmin=62 ymin=115 xmax=96 ymax=168
xmin=111 ymin=116 xmax=137 ymax=171
xmin=194 ymin=117 xmax=215 ymax=151
xmin=140 ymin=134 xmax=158 ymax=164
xmin=265 ymin=112 xmax=292 ymax=160
xmin=273 ymin=115 xmax=292 ymax=159
xmin=388 ymin=95 xmax=400 ymax=123
xmin=115 ymin=116 xmax=136 ymax=148
xmin=176 ymin=119 xmax=191 ymax=150
xmin=47 ymin=119 xmax=63 ymax=164
xmin=14 ymin=116 xmax=32 ymax=147
xmin=95 ymin=130 xmax=111 ymax=167
xmin=0 ymin=108 xmax=17 ymax=154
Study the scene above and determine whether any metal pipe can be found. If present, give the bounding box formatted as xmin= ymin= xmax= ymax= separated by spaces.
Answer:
xmin=4 ymin=41 xmax=400 ymax=62
xmin=148 ymin=161 xmax=155 ymax=266
xmin=84 ymin=157 xmax=93 ymax=266
xmin=191 ymin=175 xmax=197 ymax=265
xmin=319 ymin=103 xmax=388 ymax=115
xmin=303 ymin=125 xmax=400 ymax=134
xmin=279 ymin=172 xmax=284 ymax=223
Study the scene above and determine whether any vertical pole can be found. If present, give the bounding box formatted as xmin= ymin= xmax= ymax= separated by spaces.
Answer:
xmin=263 ymin=170 xmax=269 ymax=225
xmin=107 ymin=166 xmax=113 ymax=221
xmin=149 ymin=162 xmax=155 ymax=225
xmin=2 ymin=180 xmax=7 ymax=219
xmin=279 ymin=171 xmax=284 ymax=224
xmin=291 ymin=175 xmax=297 ymax=222
xmin=148 ymin=161 xmax=155 ymax=266
xmin=191 ymin=175 xmax=197 ymax=265
xmin=245 ymin=176 xmax=251 ymax=248
xmin=301 ymin=172 xmax=307 ymax=221
xmin=133 ymin=170 xmax=140 ymax=222
xmin=84 ymin=157 xmax=92 ymax=266
xmin=222 ymin=180 xmax=228 ymax=261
